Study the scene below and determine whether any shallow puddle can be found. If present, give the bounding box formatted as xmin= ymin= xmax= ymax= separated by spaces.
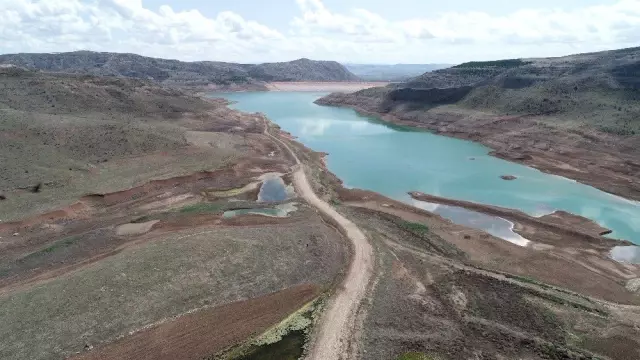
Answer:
xmin=610 ymin=246 xmax=640 ymax=264
xmin=412 ymin=199 xmax=531 ymax=247
xmin=258 ymin=175 xmax=289 ymax=203
xmin=235 ymin=330 xmax=305 ymax=360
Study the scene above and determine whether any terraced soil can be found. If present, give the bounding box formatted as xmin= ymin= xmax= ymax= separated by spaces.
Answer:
xmin=71 ymin=285 xmax=320 ymax=360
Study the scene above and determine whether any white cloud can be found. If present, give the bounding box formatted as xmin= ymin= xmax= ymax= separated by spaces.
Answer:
xmin=292 ymin=0 xmax=640 ymax=47
xmin=292 ymin=0 xmax=406 ymax=43
xmin=0 ymin=0 xmax=639 ymax=63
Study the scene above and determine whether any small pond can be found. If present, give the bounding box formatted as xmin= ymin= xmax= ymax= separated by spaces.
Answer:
xmin=258 ymin=175 xmax=289 ymax=203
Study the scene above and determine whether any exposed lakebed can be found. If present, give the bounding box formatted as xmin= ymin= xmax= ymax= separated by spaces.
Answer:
xmin=217 ymin=92 xmax=640 ymax=247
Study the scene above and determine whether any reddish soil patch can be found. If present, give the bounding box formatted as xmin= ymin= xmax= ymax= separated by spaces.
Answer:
xmin=81 ymin=158 xmax=290 ymax=208
xmin=81 ymin=169 xmax=238 ymax=206
xmin=0 ymin=202 xmax=92 ymax=234
xmin=70 ymin=284 xmax=320 ymax=360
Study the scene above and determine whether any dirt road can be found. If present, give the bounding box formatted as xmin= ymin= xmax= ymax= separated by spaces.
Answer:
xmin=263 ymin=117 xmax=374 ymax=359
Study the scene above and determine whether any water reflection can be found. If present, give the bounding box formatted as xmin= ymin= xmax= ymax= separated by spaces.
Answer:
xmin=298 ymin=117 xmax=394 ymax=138
xmin=258 ymin=175 xmax=288 ymax=203
xmin=412 ymin=200 xmax=531 ymax=247
xmin=610 ymin=246 xmax=640 ymax=264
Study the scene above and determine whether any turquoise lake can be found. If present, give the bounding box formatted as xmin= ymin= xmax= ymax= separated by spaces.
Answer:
xmin=218 ymin=92 xmax=640 ymax=245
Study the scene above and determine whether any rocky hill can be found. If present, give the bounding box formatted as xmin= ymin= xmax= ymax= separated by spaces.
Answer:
xmin=399 ymin=48 xmax=640 ymax=134
xmin=344 ymin=63 xmax=452 ymax=81
xmin=0 ymin=51 xmax=359 ymax=88
xmin=250 ymin=58 xmax=358 ymax=82
xmin=316 ymin=47 xmax=640 ymax=200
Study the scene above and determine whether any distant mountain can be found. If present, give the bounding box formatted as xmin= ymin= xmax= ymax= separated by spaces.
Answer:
xmin=252 ymin=58 xmax=359 ymax=82
xmin=0 ymin=51 xmax=359 ymax=87
xmin=331 ymin=47 xmax=640 ymax=134
xmin=344 ymin=63 xmax=452 ymax=81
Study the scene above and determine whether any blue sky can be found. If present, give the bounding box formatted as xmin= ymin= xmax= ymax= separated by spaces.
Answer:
xmin=1 ymin=0 xmax=639 ymax=63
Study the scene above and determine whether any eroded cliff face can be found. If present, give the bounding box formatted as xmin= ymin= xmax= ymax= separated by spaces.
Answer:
xmin=316 ymin=47 xmax=640 ymax=200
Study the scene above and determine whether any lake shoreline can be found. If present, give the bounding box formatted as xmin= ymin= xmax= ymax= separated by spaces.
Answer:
xmin=220 ymin=91 xmax=640 ymax=245
xmin=409 ymin=191 xmax=632 ymax=248
xmin=328 ymin=186 xmax=640 ymax=303
xmin=315 ymin=96 xmax=640 ymax=203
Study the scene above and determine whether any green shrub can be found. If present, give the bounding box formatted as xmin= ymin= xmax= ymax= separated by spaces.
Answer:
xmin=397 ymin=352 xmax=440 ymax=360
xmin=179 ymin=202 xmax=224 ymax=214
xmin=399 ymin=221 xmax=429 ymax=234
xmin=453 ymin=59 xmax=531 ymax=69
xmin=22 ymin=236 xmax=80 ymax=259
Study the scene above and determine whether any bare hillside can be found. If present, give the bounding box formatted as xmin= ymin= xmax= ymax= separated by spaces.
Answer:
xmin=0 ymin=51 xmax=360 ymax=88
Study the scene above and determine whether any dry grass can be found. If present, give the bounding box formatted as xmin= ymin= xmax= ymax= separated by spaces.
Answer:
xmin=0 ymin=210 xmax=347 ymax=360
xmin=71 ymin=284 xmax=320 ymax=360
xmin=0 ymin=70 xmax=257 ymax=221
xmin=339 ymin=204 xmax=640 ymax=360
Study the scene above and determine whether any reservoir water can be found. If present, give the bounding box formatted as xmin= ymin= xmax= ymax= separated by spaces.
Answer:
xmin=218 ymin=92 xmax=640 ymax=245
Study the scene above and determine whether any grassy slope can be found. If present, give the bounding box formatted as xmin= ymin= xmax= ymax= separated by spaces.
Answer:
xmin=0 ymin=67 xmax=349 ymax=360
xmin=0 ymin=68 xmax=246 ymax=221
xmin=0 ymin=210 xmax=345 ymax=360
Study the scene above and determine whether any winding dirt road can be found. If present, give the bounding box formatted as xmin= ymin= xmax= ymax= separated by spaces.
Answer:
xmin=262 ymin=117 xmax=374 ymax=360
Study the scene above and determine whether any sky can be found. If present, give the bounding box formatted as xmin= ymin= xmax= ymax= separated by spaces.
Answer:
xmin=1 ymin=0 xmax=639 ymax=64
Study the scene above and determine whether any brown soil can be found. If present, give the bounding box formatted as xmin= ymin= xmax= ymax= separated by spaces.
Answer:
xmin=0 ymin=187 xmax=305 ymax=296
xmin=0 ymin=205 xmax=347 ymax=360
xmin=330 ymin=186 xmax=640 ymax=305
xmin=70 ymin=284 xmax=320 ymax=360
xmin=0 ymin=70 xmax=352 ymax=360
xmin=0 ymin=201 xmax=92 ymax=234
xmin=338 ymin=203 xmax=640 ymax=360
xmin=540 ymin=211 xmax=613 ymax=236
xmin=80 ymin=157 xmax=289 ymax=208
